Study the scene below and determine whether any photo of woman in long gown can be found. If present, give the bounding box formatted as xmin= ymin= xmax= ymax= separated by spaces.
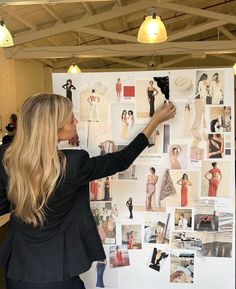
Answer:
xmin=210 ymin=73 xmax=224 ymax=105
xmin=208 ymin=134 xmax=224 ymax=158
xmin=127 ymin=231 xmax=135 ymax=249
xmin=146 ymin=167 xmax=158 ymax=211
xmin=147 ymin=80 xmax=158 ymax=117
xmin=62 ymin=79 xmax=76 ymax=101
xmin=120 ymin=110 xmax=128 ymax=139
xmin=127 ymin=110 xmax=134 ymax=138
xmin=197 ymin=73 xmax=209 ymax=102
xmin=204 ymin=162 xmax=222 ymax=197
xmin=126 ymin=197 xmax=133 ymax=219
xmin=169 ymin=145 xmax=182 ymax=169
xmin=177 ymin=174 xmax=192 ymax=207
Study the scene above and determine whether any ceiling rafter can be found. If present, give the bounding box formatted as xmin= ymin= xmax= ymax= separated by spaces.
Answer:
xmin=105 ymin=57 xmax=147 ymax=68
xmin=219 ymin=26 xmax=236 ymax=40
xmin=5 ymin=40 xmax=236 ymax=59
xmin=156 ymin=2 xmax=236 ymax=25
xmin=12 ymin=0 xmax=158 ymax=45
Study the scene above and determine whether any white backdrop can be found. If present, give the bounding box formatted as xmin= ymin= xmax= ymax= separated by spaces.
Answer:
xmin=53 ymin=68 xmax=235 ymax=289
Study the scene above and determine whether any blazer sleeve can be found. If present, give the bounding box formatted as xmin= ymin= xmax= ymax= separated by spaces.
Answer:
xmin=73 ymin=133 xmax=148 ymax=184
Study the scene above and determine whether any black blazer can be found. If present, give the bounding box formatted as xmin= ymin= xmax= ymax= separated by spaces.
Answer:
xmin=0 ymin=133 xmax=148 ymax=283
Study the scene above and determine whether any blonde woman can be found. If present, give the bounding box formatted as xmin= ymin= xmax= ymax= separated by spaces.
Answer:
xmin=0 ymin=93 xmax=176 ymax=289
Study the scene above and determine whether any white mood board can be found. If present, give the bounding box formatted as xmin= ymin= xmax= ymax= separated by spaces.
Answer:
xmin=53 ymin=69 xmax=235 ymax=289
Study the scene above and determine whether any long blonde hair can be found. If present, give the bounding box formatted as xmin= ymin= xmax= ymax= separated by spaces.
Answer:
xmin=3 ymin=93 xmax=73 ymax=226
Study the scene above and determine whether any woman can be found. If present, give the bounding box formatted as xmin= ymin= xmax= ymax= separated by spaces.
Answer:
xmin=126 ymin=197 xmax=133 ymax=219
xmin=169 ymin=145 xmax=182 ymax=169
xmin=210 ymin=73 xmax=223 ymax=105
xmin=120 ymin=110 xmax=128 ymax=139
xmin=197 ymin=73 xmax=209 ymax=102
xmin=0 ymin=93 xmax=175 ymax=289
xmin=178 ymin=214 xmax=188 ymax=229
xmin=62 ymin=79 xmax=76 ymax=101
xmin=116 ymin=78 xmax=122 ymax=102
xmin=127 ymin=110 xmax=134 ymax=138
xmin=147 ymin=80 xmax=158 ymax=117
xmin=145 ymin=167 xmax=158 ymax=211
xmin=104 ymin=177 xmax=111 ymax=201
xmin=204 ymin=162 xmax=222 ymax=197
xmin=177 ymin=173 xmax=192 ymax=207
xmin=208 ymin=134 xmax=224 ymax=158
xmin=127 ymin=231 xmax=135 ymax=249
xmin=115 ymin=246 xmax=124 ymax=266
xmin=87 ymin=89 xmax=100 ymax=122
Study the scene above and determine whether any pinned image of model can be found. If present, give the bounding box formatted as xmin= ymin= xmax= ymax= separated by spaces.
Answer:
xmin=209 ymin=73 xmax=224 ymax=104
xmin=62 ymin=79 xmax=76 ymax=101
xmin=115 ymin=78 xmax=122 ymax=101
xmin=177 ymin=173 xmax=192 ymax=207
xmin=96 ymin=259 xmax=106 ymax=288
xmin=87 ymin=89 xmax=100 ymax=122
xmin=210 ymin=106 xmax=231 ymax=133
xmin=149 ymin=248 xmax=168 ymax=272
xmin=121 ymin=225 xmax=142 ymax=249
xmin=145 ymin=167 xmax=158 ymax=211
xmin=120 ymin=110 xmax=134 ymax=139
xmin=208 ymin=134 xmax=224 ymax=158
xmin=175 ymin=209 xmax=192 ymax=230
xmin=109 ymin=245 xmax=130 ymax=268
xmin=126 ymin=197 xmax=133 ymax=219
xmin=144 ymin=213 xmax=170 ymax=244
xmin=147 ymin=80 xmax=158 ymax=117
xmin=169 ymin=145 xmax=182 ymax=169
xmin=120 ymin=110 xmax=128 ymax=139
xmin=104 ymin=177 xmax=111 ymax=201
xmin=91 ymin=203 xmax=116 ymax=244
xmin=204 ymin=162 xmax=222 ymax=197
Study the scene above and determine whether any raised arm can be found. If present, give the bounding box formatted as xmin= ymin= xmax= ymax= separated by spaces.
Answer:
xmin=67 ymin=102 xmax=176 ymax=183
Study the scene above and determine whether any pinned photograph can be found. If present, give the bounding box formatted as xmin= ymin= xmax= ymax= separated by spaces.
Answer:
xmin=209 ymin=106 xmax=231 ymax=133
xmin=194 ymin=200 xmax=219 ymax=231
xmin=207 ymin=134 xmax=224 ymax=159
xmin=198 ymin=231 xmax=232 ymax=257
xmin=90 ymin=177 xmax=112 ymax=201
xmin=109 ymin=245 xmax=130 ymax=268
xmin=149 ymin=248 xmax=169 ymax=272
xmin=174 ymin=209 xmax=192 ymax=231
xmin=170 ymin=253 xmax=194 ymax=283
xmin=121 ymin=225 xmax=142 ymax=249
xmin=166 ymin=170 xmax=200 ymax=208
xmin=201 ymin=160 xmax=231 ymax=198
xmin=171 ymin=232 xmax=202 ymax=250
xmin=144 ymin=212 xmax=170 ymax=244
xmin=90 ymin=202 xmax=116 ymax=244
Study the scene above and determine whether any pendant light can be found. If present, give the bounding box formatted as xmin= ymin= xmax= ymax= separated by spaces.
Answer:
xmin=233 ymin=63 xmax=236 ymax=75
xmin=68 ymin=63 xmax=81 ymax=74
xmin=0 ymin=20 xmax=14 ymax=47
xmin=137 ymin=8 xmax=167 ymax=44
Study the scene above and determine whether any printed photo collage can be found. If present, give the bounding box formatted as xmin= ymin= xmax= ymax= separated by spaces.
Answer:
xmin=53 ymin=68 xmax=234 ymax=288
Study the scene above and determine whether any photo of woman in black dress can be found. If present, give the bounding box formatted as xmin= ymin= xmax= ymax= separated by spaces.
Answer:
xmin=62 ymin=79 xmax=76 ymax=101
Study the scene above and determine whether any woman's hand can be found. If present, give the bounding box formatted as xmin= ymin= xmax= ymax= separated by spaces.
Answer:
xmin=143 ymin=102 xmax=176 ymax=138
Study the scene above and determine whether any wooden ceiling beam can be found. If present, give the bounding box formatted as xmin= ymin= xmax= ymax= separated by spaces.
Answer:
xmin=156 ymin=2 xmax=236 ymax=25
xmin=5 ymin=40 xmax=236 ymax=58
xmin=219 ymin=26 xmax=236 ymax=40
xmin=106 ymin=57 xmax=147 ymax=68
xmin=168 ymin=20 xmax=226 ymax=41
xmin=12 ymin=0 xmax=158 ymax=45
